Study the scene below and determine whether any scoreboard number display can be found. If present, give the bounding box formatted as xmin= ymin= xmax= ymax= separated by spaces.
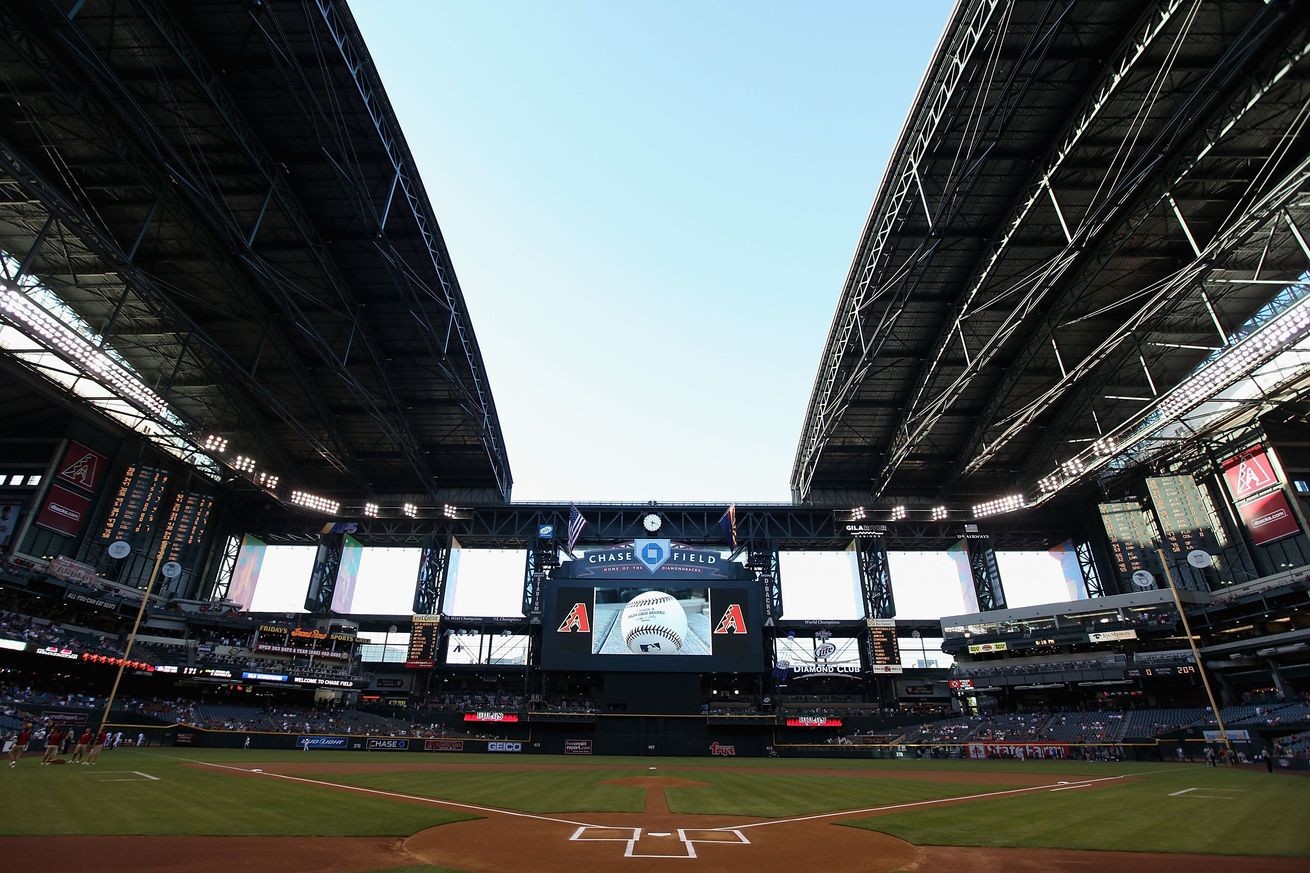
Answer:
xmin=407 ymin=615 xmax=441 ymax=668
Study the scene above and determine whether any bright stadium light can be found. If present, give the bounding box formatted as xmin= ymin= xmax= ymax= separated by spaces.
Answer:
xmin=403 ymin=503 xmax=418 ymax=518
xmin=931 ymin=506 xmax=948 ymax=521
xmin=973 ymin=494 xmax=1025 ymax=518
xmin=1060 ymin=458 xmax=1086 ymax=476
xmin=201 ymin=434 xmax=228 ymax=454
xmin=850 ymin=506 xmax=867 ymax=521
xmin=231 ymin=455 xmax=256 ymax=474
xmin=890 ymin=505 xmax=907 ymax=521
xmin=254 ymin=471 xmax=279 ymax=490
xmin=289 ymin=490 xmax=340 ymax=514
xmin=0 ymin=285 xmax=169 ymax=418
xmin=364 ymin=502 xmax=379 ymax=517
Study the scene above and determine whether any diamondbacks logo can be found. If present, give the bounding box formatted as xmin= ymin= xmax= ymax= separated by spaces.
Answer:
xmin=58 ymin=448 xmax=101 ymax=490
xmin=713 ymin=603 xmax=746 ymax=634
xmin=1236 ymin=456 xmax=1275 ymax=494
xmin=557 ymin=602 xmax=590 ymax=633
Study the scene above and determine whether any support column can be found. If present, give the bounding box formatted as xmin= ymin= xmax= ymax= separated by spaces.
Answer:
xmin=855 ymin=537 xmax=896 ymax=619
xmin=1075 ymin=540 xmax=1107 ymax=598
xmin=413 ymin=535 xmax=452 ymax=615
xmin=748 ymin=542 xmax=781 ymax=622
xmin=303 ymin=533 xmax=344 ymax=613
xmin=965 ymin=539 xmax=1007 ymax=611
xmin=524 ymin=527 xmax=559 ymax=621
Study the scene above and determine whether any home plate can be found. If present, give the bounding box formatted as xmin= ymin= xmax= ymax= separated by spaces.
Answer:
xmin=252 ymin=769 xmax=263 ymax=773
xmin=650 ymin=832 xmax=671 ymax=837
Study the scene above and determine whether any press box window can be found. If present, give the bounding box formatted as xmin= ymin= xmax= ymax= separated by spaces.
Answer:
xmin=1295 ymin=480 xmax=1310 ymax=494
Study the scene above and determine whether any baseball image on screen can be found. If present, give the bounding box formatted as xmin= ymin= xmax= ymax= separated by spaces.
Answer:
xmin=591 ymin=588 xmax=711 ymax=655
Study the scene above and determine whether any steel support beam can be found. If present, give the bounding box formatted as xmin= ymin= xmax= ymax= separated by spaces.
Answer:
xmin=414 ymin=534 xmax=452 ymax=615
xmin=304 ymin=533 xmax=345 ymax=614
xmin=965 ymin=538 xmax=1007 ymax=611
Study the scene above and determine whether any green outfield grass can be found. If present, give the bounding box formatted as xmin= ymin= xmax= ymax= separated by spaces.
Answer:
xmin=661 ymin=770 xmax=1023 ymax=816
xmin=846 ymin=764 xmax=1310 ymax=857
xmin=0 ymin=750 xmax=475 ymax=836
xmin=2 ymin=747 xmax=1305 ymax=861
xmin=324 ymin=768 xmax=647 ymax=813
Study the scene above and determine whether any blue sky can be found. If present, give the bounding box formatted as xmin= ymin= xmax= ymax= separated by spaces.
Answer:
xmin=352 ymin=0 xmax=954 ymax=503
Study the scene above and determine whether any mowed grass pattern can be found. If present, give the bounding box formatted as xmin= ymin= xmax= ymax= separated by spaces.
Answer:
xmin=3 ymin=748 xmax=1307 ymax=860
xmin=847 ymin=764 xmax=1310 ymax=857
xmin=0 ymin=750 xmax=474 ymax=836
xmin=661 ymin=770 xmax=1023 ymax=817
xmin=324 ymin=768 xmax=646 ymax=813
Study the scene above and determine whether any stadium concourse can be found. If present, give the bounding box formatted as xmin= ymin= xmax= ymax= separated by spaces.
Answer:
xmin=2 ymin=0 xmax=1310 ymax=872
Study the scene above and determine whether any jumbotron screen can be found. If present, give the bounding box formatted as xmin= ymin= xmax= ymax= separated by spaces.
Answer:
xmin=542 ymin=582 xmax=762 ymax=672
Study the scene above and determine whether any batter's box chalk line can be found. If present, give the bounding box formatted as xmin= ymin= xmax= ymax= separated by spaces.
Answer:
xmin=570 ymin=825 xmax=749 ymax=859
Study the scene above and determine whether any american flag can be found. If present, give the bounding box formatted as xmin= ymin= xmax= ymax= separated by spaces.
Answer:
xmin=566 ymin=504 xmax=588 ymax=555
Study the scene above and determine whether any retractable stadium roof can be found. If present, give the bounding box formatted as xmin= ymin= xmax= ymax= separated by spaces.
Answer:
xmin=793 ymin=0 xmax=1310 ymax=508
xmin=0 ymin=0 xmax=511 ymax=505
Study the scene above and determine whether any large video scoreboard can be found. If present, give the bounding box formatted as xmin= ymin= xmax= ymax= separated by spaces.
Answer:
xmin=541 ymin=542 xmax=763 ymax=673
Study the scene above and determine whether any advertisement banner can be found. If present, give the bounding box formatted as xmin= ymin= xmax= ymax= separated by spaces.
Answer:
xmin=564 ymin=739 xmax=593 ymax=755
xmin=1203 ymin=730 xmax=1250 ymax=742
xmin=64 ymin=590 xmax=119 ymax=611
xmin=487 ymin=742 xmax=522 ymax=752
xmin=560 ymin=542 xmax=746 ymax=581
xmin=1087 ymin=629 xmax=1138 ymax=643
xmin=1223 ymin=445 xmax=1280 ymax=499
xmin=424 ymin=739 xmax=465 ymax=752
xmin=1238 ymin=490 xmax=1302 ymax=546
xmin=36 ymin=485 xmax=92 ymax=537
xmin=785 ymin=717 xmax=843 ymax=727
xmin=46 ymin=555 xmax=98 ymax=584
xmin=967 ymin=642 xmax=1008 ymax=654
xmin=296 ymin=736 xmax=348 ymax=749
xmin=463 ymin=712 xmax=520 ymax=723
xmin=366 ymin=738 xmax=410 ymax=751
xmin=55 ymin=442 xmax=108 ymax=493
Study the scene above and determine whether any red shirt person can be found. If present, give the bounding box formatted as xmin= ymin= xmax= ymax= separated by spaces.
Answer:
xmin=7 ymin=724 xmax=32 ymax=767
xmin=71 ymin=728 xmax=94 ymax=764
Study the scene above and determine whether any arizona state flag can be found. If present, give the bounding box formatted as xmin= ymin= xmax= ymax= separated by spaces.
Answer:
xmin=718 ymin=504 xmax=738 ymax=549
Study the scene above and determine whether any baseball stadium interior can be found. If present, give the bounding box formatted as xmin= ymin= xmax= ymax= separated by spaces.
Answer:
xmin=3 ymin=0 xmax=1310 ymax=780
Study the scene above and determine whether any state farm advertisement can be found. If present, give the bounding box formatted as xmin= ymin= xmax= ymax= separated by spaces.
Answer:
xmin=786 ymin=717 xmax=843 ymax=728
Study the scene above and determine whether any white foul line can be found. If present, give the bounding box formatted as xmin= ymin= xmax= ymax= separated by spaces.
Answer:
xmin=713 ymin=774 xmax=1135 ymax=831
xmin=1050 ymin=783 xmax=1088 ymax=791
xmin=192 ymin=759 xmax=601 ymax=828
